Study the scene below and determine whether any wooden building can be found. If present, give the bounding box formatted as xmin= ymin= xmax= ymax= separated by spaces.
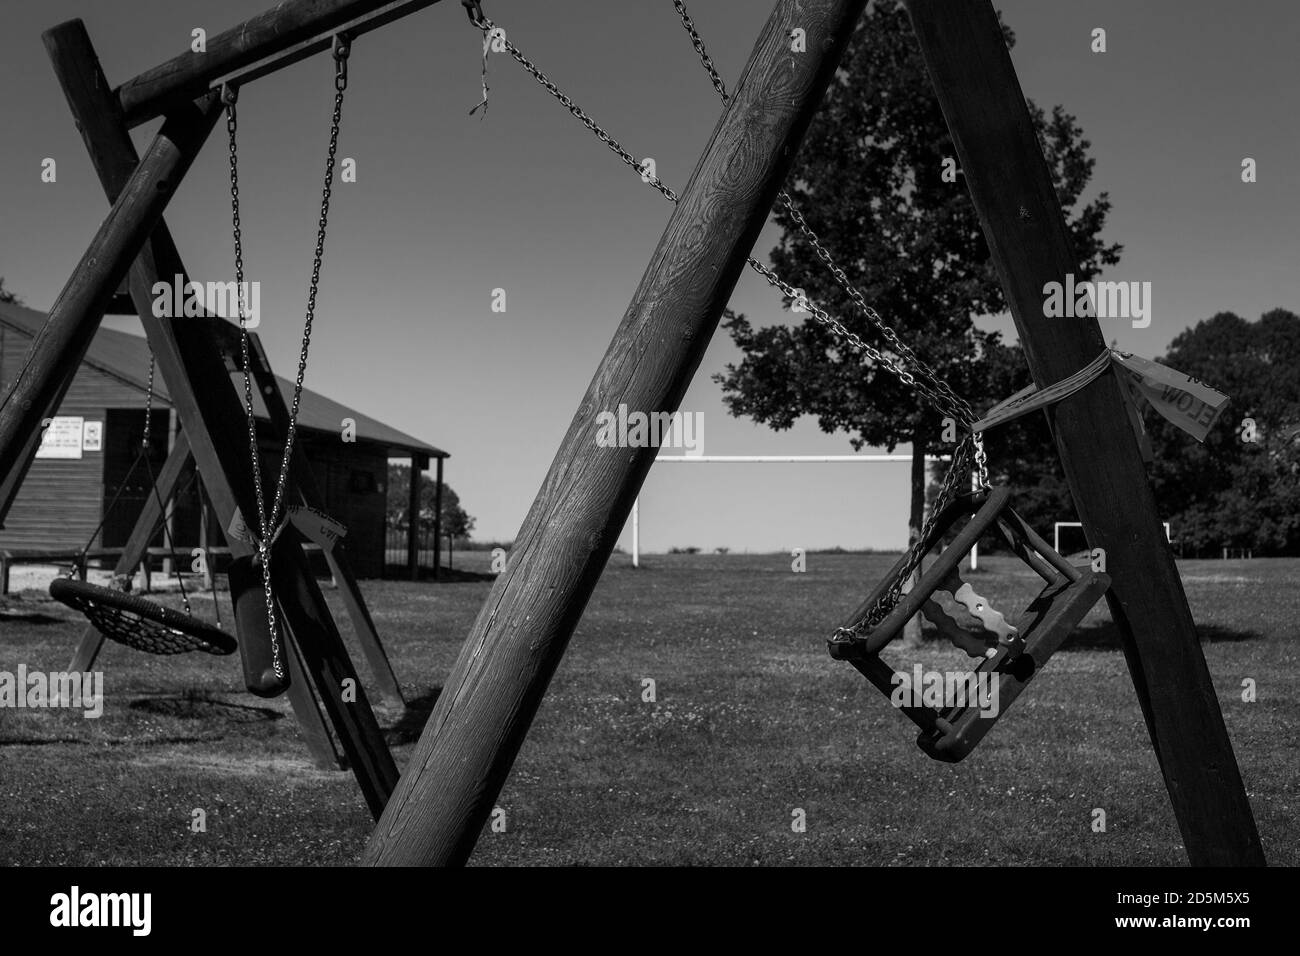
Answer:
xmin=0 ymin=301 xmax=446 ymax=579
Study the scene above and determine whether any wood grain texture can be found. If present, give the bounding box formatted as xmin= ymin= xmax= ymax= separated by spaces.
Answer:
xmin=111 ymin=0 xmax=446 ymax=127
xmin=43 ymin=19 xmax=397 ymax=815
xmin=363 ymin=0 xmax=872 ymax=867
xmin=904 ymin=0 xmax=1262 ymax=864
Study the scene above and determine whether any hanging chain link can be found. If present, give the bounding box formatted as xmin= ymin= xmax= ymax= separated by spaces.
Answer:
xmin=673 ymin=0 xmax=987 ymax=636
xmin=139 ymin=354 xmax=192 ymax=617
xmin=224 ymin=35 xmax=351 ymax=681
xmin=672 ymin=0 xmax=975 ymax=427
xmin=467 ymin=8 xmax=681 ymax=205
xmin=465 ymin=3 xmax=989 ymax=637
xmin=835 ymin=434 xmax=979 ymax=638
xmin=468 ymin=4 xmax=976 ymax=430
xmin=141 ymin=354 xmax=156 ymax=451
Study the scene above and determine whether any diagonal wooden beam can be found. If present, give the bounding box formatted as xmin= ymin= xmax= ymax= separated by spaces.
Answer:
xmin=237 ymin=327 xmax=406 ymax=705
xmin=68 ymin=431 xmax=194 ymax=672
xmin=44 ymin=19 xmax=397 ymax=815
xmin=0 ymin=97 xmax=219 ymax=517
xmin=903 ymin=0 xmax=1263 ymax=865
xmin=363 ymin=0 xmax=872 ymax=867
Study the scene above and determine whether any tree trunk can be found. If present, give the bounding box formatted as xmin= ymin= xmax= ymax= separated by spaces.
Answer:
xmin=900 ymin=434 xmax=928 ymax=648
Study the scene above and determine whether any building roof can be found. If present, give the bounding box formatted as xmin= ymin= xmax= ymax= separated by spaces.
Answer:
xmin=0 ymin=301 xmax=446 ymax=459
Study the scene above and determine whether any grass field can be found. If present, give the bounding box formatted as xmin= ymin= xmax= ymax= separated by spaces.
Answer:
xmin=1 ymin=552 xmax=1294 ymax=866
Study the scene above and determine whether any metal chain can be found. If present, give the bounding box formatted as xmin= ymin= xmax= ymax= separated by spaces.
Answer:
xmin=223 ymin=35 xmax=351 ymax=681
xmin=672 ymin=0 xmax=975 ymax=427
xmin=140 ymin=353 xmax=192 ymax=617
xmin=834 ymin=434 xmax=978 ymax=639
xmin=468 ymin=5 xmax=974 ymax=428
xmin=673 ymin=0 xmax=989 ymax=636
xmin=142 ymin=354 xmax=155 ymax=450
xmin=466 ymin=5 xmax=987 ymax=637
xmin=467 ymin=10 xmax=680 ymax=204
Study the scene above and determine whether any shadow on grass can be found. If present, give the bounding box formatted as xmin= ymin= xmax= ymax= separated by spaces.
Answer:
xmin=0 ymin=610 xmax=63 ymax=625
xmin=1059 ymin=619 xmax=1262 ymax=651
xmin=0 ymin=736 xmax=92 ymax=746
xmin=128 ymin=693 xmax=283 ymax=722
xmin=381 ymin=568 xmax=496 ymax=584
xmin=387 ymin=687 xmax=443 ymax=745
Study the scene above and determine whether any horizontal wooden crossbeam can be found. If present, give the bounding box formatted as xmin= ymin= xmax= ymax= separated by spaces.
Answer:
xmin=113 ymin=0 xmax=446 ymax=127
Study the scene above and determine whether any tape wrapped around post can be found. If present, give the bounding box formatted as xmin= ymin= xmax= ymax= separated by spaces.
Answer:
xmin=973 ymin=349 xmax=1229 ymax=450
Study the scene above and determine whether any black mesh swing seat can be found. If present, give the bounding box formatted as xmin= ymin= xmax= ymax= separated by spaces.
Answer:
xmin=49 ymin=578 xmax=237 ymax=657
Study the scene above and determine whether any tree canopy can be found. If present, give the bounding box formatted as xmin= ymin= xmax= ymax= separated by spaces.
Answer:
xmin=714 ymin=0 xmax=1119 ymax=545
xmin=386 ymin=462 xmax=475 ymax=539
xmin=1146 ymin=310 xmax=1300 ymax=555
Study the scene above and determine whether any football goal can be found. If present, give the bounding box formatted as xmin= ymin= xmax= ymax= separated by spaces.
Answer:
xmin=1054 ymin=520 xmax=1171 ymax=557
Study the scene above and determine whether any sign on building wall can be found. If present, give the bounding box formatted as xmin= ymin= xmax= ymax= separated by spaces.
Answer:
xmin=36 ymin=416 xmax=84 ymax=459
xmin=82 ymin=420 xmax=103 ymax=452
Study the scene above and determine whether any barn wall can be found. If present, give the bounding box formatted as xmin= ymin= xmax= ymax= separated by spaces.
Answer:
xmin=296 ymin=436 xmax=389 ymax=578
xmin=0 ymin=334 xmax=162 ymax=552
xmin=1 ymin=324 xmax=423 ymax=578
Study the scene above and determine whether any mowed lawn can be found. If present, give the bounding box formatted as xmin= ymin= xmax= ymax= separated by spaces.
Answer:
xmin=1 ymin=552 xmax=1294 ymax=866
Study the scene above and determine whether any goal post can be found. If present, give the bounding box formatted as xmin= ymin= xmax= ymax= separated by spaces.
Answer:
xmin=1054 ymin=520 xmax=1170 ymax=556
xmin=629 ymin=453 xmax=969 ymax=567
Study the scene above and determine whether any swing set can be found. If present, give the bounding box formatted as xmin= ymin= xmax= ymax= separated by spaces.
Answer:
xmin=0 ymin=0 xmax=1263 ymax=866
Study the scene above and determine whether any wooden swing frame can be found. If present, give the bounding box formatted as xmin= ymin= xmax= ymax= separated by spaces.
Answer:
xmin=828 ymin=485 xmax=1112 ymax=762
xmin=0 ymin=0 xmax=1263 ymax=865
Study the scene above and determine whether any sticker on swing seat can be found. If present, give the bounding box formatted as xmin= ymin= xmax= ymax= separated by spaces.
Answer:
xmin=288 ymin=505 xmax=348 ymax=552
xmin=226 ymin=507 xmax=255 ymax=545
xmin=920 ymin=567 xmax=1022 ymax=659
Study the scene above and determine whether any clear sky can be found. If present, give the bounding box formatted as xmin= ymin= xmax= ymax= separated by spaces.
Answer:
xmin=1 ymin=1 xmax=1296 ymax=552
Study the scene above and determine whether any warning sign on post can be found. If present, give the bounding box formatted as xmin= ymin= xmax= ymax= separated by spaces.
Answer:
xmin=36 ymin=416 xmax=84 ymax=459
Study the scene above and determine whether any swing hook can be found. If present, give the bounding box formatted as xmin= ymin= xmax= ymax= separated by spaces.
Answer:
xmin=462 ymin=0 xmax=488 ymax=28
xmin=333 ymin=34 xmax=351 ymax=91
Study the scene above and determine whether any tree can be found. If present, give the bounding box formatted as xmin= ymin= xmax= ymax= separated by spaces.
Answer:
xmin=0 ymin=278 xmax=21 ymax=305
xmin=386 ymin=463 xmax=476 ymax=540
xmin=1146 ymin=310 xmax=1300 ymax=556
xmin=715 ymin=1 xmax=1118 ymax=617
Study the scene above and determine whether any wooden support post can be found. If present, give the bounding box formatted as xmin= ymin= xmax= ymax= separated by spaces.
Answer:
xmin=115 ymin=0 xmax=445 ymax=128
xmin=903 ymin=0 xmax=1263 ymax=865
xmin=407 ymin=455 xmax=421 ymax=581
xmin=433 ymin=457 xmax=443 ymax=580
xmin=199 ymin=488 xmax=215 ymax=591
xmin=321 ymin=546 xmax=405 ymax=705
xmin=0 ymin=94 xmax=220 ymax=508
xmin=234 ymin=326 xmax=404 ymax=703
xmin=161 ymin=408 xmax=179 ymax=579
xmin=69 ymin=432 xmax=193 ymax=672
xmin=362 ymin=0 xmax=870 ymax=866
xmin=44 ymin=19 xmax=396 ymax=812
